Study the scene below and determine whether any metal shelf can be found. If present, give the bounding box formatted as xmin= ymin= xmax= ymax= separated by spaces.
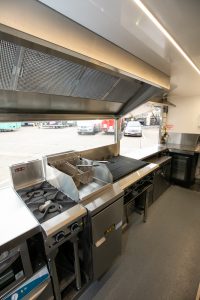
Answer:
xmin=59 ymin=271 xmax=75 ymax=293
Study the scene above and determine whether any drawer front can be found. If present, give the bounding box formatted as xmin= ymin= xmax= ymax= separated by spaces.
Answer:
xmin=91 ymin=198 xmax=123 ymax=279
xmin=92 ymin=229 xmax=121 ymax=280
xmin=91 ymin=198 xmax=123 ymax=244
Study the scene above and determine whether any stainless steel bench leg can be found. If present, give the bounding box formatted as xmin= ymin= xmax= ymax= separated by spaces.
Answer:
xmin=48 ymin=250 xmax=61 ymax=300
xmin=143 ymin=184 xmax=153 ymax=222
xmin=143 ymin=193 xmax=148 ymax=222
xmin=72 ymin=236 xmax=82 ymax=290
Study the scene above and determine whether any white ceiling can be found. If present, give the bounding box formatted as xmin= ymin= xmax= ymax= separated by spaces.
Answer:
xmin=143 ymin=0 xmax=200 ymax=69
xmin=142 ymin=0 xmax=200 ymax=97
xmin=39 ymin=0 xmax=200 ymax=97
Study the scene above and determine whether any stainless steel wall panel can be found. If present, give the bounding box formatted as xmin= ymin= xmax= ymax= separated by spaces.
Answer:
xmin=79 ymin=144 xmax=119 ymax=160
xmin=0 ymin=113 xmax=116 ymax=122
xmin=0 ymin=90 xmax=122 ymax=116
xmin=167 ymin=133 xmax=200 ymax=146
xmin=10 ymin=159 xmax=45 ymax=190
xmin=119 ymin=84 xmax=160 ymax=116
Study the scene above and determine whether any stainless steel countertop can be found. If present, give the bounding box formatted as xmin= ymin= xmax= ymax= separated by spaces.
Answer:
xmin=83 ymin=183 xmax=123 ymax=216
xmin=117 ymin=163 xmax=159 ymax=190
xmin=123 ymin=145 xmax=168 ymax=160
xmin=145 ymin=156 xmax=172 ymax=166
xmin=167 ymin=143 xmax=200 ymax=153
xmin=123 ymin=144 xmax=200 ymax=162
xmin=81 ymin=162 xmax=159 ymax=214
xmin=42 ymin=204 xmax=87 ymax=237
xmin=0 ymin=187 xmax=39 ymax=251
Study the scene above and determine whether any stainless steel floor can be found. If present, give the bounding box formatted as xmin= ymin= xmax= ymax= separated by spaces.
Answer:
xmin=80 ymin=185 xmax=200 ymax=300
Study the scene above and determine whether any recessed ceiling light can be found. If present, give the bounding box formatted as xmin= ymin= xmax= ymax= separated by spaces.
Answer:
xmin=134 ymin=0 xmax=200 ymax=75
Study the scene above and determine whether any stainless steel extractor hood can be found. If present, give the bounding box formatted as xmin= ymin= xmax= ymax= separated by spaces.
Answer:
xmin=0 ymin=0 xmax=170 ymax=121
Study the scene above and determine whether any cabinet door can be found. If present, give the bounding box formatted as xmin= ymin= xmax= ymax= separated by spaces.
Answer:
xmin=91 ymin=198 xmax=123 ymax=279
xmin=171 ymin=155 xmax=190 ymax=181
xmin=153 ymin=163 xmax=171 ymax=201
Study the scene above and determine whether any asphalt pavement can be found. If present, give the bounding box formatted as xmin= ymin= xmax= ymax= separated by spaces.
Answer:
xmin=0 ymin=126 xmax=159 ymax=187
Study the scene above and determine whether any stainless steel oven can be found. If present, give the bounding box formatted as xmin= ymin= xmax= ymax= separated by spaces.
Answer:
xmin=0 ymin=242 xmax=32 ymax=299
xmin=3 ymin=266 xmax=54 ymax=300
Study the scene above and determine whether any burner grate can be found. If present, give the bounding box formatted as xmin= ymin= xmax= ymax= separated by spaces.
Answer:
xmin=18 ymin=181 xmax=76 ymax=223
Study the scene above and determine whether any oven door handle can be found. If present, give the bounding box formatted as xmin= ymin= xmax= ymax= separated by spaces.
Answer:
xmin=27 ymin=278 xmax=51 ymax=300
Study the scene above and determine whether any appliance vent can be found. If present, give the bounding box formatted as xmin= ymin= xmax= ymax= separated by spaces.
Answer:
xmin=0 ymin=40 xmax=17 ymax=89
xmin=105 ymin=79 xmax=142 ymax=103
xmin=17 ymin=48 xmax=83 ymax=96
xmin=71 ymin=67 xmax=118 ymax=100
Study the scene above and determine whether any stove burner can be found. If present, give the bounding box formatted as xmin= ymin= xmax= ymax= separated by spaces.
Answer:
xmin=39 ymin=200 xmax=62 ymax=219
xmin=26 ymin=189 xmax=44 ymax=201
xmin=39 ymin=200 xmax=62 ymax=213
xmin=45 ymin=191 xmax=59 ymax=201
xmin=18 ymin=181 xmax=76 ymax=223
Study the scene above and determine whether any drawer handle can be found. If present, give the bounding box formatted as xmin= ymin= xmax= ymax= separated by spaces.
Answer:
xmin=95 ymin=237 xmax=106 ymax=247
xmin=115 ymin=220 xmax=122 ymax=230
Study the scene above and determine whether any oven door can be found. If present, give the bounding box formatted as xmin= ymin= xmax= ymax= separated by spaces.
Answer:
xmin=0 ymin=243 xmax=31 ymax=298
xmin=3 ymin=266 xmax=54 ymax=300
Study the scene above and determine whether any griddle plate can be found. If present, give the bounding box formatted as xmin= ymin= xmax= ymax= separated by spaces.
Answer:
xmin=106 ymin=156 xmax=148 ymax=182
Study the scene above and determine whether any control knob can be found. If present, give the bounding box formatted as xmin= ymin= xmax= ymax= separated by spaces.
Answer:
xmin=71 ymin=222 xmax=80 ymax=233
xmin=55 ymin=231 xmax=65 ymax=243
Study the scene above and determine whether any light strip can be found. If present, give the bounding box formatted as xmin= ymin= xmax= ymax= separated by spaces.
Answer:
xmin=134 ymin=0 xmax=200 ymax=75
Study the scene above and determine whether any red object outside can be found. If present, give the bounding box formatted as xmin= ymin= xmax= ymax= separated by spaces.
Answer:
xmin=101 ymin=119 xmax=115 ymax=133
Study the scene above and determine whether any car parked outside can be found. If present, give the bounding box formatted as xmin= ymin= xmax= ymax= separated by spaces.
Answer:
xmin=77 ymin=120 xmax=101 ymax=135
xmin=67 ymin=121 xmax=77 ymax=127
xmin=124 ymin=121 xmax=142 ymax=137
xmin=38 ymin=121 xmax=68 ymax=129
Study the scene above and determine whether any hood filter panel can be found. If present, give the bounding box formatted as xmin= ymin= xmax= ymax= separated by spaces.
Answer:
xmin=17 ymin=48 xmax=83 ymax=96
xmin=0 ymin=40 xmax=17 ymax=90
xmin=71 ymin=67 xmax=118 ymax=100
xmin=0 ymin=39 xmax=143 ymax=103
xmin=105 ymin=79 xmax=142 ymax=103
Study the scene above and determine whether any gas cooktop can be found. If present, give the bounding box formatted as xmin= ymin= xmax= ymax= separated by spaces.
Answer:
xmin=18 ymin=181 xmax=76 ymax=223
